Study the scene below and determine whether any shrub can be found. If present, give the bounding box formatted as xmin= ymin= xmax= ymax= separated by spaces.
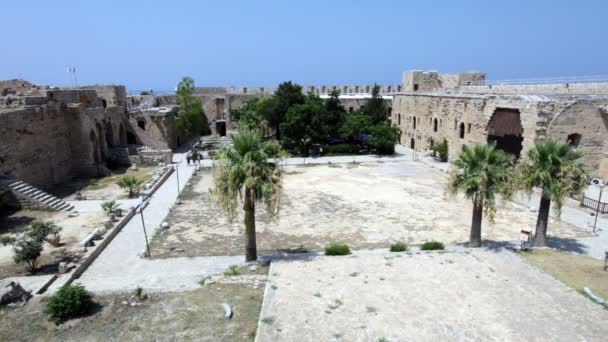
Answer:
xmin=325 ymin=243 xmax=351 ymax=256
xmin=117 ymin=176 xmax=143 ymax=198
xmin=13 ymin=236 xmax=43 ymax=272
xmin=27 ymin=222 xmax=61 ymax=243
xmin=101 ymin=200 xmax=119 ymax=215
xmin=390 ymin=242 xmax=408 ymax=252
xmin=44 ymin=285 xmax=95 ymax=325
xmin=432 ymin=139 xmax=449 ymax=162
xmin=224 ymin=265 xmax=240 ymax=276
xmin=0 ymin=234 xmax=15 ymax=246
xmin=421 ymin=241 xmax=445 ymax=251
xmin=369 ymin=124 xmax=398 ymax=155
xmin=323 ymin=144 xmax=360 ymax=156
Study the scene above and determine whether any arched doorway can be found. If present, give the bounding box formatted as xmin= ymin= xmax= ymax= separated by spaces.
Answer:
xmin=487 ymin=108 xmax=523 ymax=157
xmin=433 ymin=118 xmax=438 ymax=132
xmin=90 ymin=130 xmax=101 ymax=164
xmin=459 ymin=123 xmax=465 ymax=139
xmin=96 ymin=123 xmax=107 ymax=160
xmin=410 ymin=138 xmax=415 ymax=149
xmin=119 ymin=123 xmax=127 ymax=146
xmin=127 ymin=131 xmax=137 ymax=145
xmin=104 ymin=121 xmax=114 ymax=147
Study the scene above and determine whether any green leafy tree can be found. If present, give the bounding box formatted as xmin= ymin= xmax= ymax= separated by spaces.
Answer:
xmin=340 ymin=111 xmax=373 ymax=141
xmin=360 ymin=84 xmax=388 ymax=124
xmin=176 ymin=76 xmax=210 ymax=136
xmin=117 ymin=175 xmax=143 ymax=198
xmin=518 ymin=140 xmax=588 ymax=246
xmin=212 ymin=130 xmax=283 ymax=261
xmin=263 ymin=82 xmax=305 ymax=139
xmin=448 ymin=144 xmax=514 ymax=247
xmin=231 ymin=97 xmax=268 ymax=131
xmin=280 ymin=94 xmax=328 ymax=154
xmin=368 ymin=124 xmax=398 ymax=155
xmin=325 ymin=89 xmax=346 ymax=133
xmin=13 ymin=235 xmax=43 ymax=272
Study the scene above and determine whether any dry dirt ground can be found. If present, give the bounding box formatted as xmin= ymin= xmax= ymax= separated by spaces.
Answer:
xmin=0 ymin=279 xmax=264 ymax=342
xmin=518 ymin=248 xmax=608 ymax=305
xmin=0 ymin=209 xmax=106 ymax=279
xmin=151 ymin=161 xmax=586 ymax=258
xmin=57 ymin=166 xmax=156 ymax=201
xmin=257 ymin=249 xmax=608 ymax=342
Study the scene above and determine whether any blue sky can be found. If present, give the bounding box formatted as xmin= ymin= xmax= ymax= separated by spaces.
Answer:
xmin=1 ymin=0 xmax=606 ymax=92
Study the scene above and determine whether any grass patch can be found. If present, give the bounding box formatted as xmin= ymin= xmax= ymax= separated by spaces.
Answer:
xmin=518 ymin=248 xmax=608 ymax=304
xmin=421 ymin=241 xmax=444 ymax=251
xmin=390 ymin=242 xmax=408 ymax=252
xmin=324 ymin=243 xmax=351 ymax=256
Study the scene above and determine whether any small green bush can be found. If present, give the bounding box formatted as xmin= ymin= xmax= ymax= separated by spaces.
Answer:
xmin=421 ymin=241 xmax=445 ymax=251
xmin=44 ymin=285 xmax=95 ymax=325
xmin=13 ymin=236 xmax=43 ymax=272
xmin=117 ymin=176 xmax=143 ymax=198
xmin=27 ymin=222 xmax=61 ymax=243
xmin=323 ymin=144 xmax=361 ymax=156
xmin=325 ymin=243 xmax=351 ymax=256
xmin=101 ymin=200 xmax=119 ymax=215
xmin=432 ymin=139 xmax=449 ymax=162
xmin=390 ymin=242 xmax=408 ymax=252
xmin=0 ymin=234 xmax=15 ymax=246
xmin=224 ymin=265 xmax=240 ymax=276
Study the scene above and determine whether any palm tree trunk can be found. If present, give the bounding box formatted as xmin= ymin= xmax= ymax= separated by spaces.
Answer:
xmin=243 ymin=188 xmax=257 ymax=261
xmin=470 ymin=198 xmax=483 ymax=247
xmin=534 ymin=193 xmax=551 ymax=247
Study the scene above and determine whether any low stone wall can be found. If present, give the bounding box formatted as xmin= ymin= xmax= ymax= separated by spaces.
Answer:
xmin=129 ymin=149 xmax=173 ymax=165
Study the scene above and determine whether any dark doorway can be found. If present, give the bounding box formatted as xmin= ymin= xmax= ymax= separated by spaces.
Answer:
xmin=216 ymin=121 xmax=227 ymax=137
xmin=433 ymin=118 xmax=438 ymax=132
xmin=487 ymin=108 xmax=524 ymax=158
xmin=567 ymin=133 xmax=582 ymax=148
xmin=410 ymin=138 xmax=415 ymax=149
xmin=127 ymin=131 xmax=137 ymax=145
xmin=459 ymin=123 xmax=465 ymax=139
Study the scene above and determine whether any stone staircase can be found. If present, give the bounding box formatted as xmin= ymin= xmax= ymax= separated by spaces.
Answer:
xmin=6 ymin=180 xmax=74 ymax=212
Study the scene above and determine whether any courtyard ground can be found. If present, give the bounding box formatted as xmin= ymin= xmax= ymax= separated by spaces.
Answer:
xmin=518 ymin=248 xmax=608 ymax=306
xmin=0 ymin=209 xmax=106 ymax=279
xmin=53 ymin=165 xmax=156 ymax=201
xmin=0 ymin=279 xmax=264 ymax=342
xmin=151 ymin=160 xmax=586 ymax=258
xmin=256 ymin=248 xmax=608 ymax=341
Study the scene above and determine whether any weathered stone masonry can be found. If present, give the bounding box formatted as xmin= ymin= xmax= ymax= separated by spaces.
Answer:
xmin=392 ymin=71 xmax=608 ymax=178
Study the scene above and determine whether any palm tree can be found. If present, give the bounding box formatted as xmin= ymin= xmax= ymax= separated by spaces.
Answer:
xmin=212 ymin=130 xmax=282 ymax=261
xmin=448 ymin=144 xmax=514 ymax=247
xmin=519 ymin=140 xmax=588 ymax=246
xmin=117 ymin=175 xmax=142 ymax=198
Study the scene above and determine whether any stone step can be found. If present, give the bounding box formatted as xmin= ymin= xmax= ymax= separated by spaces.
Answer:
xmin=5 ymin=178 xmax=74 ymax=212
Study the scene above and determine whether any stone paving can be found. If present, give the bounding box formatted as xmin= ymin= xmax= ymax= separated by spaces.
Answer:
xmin=257 ymin=248 xmax=608 ymax=342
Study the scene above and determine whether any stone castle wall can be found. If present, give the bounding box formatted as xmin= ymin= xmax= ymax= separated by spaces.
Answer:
xmin=0 ymin=87 xmax=137 ymax=188
xmin=392 ymin=91 xmax=608 ymax=177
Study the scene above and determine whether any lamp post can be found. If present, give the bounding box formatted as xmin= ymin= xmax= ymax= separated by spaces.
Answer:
xmin=139 ymin=195 xmax=151 ymax=257
xmin=172 ymin=158 xmax=182 ymax=195
xmin=593 ymin=184 xmax=605 ymax=233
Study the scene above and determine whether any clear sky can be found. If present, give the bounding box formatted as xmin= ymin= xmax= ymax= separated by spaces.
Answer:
xmin=1 ymin=0 xmax=606 ymax=92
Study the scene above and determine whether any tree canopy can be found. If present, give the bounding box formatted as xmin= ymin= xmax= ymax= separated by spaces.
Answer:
xmin=176 ymin=76 xmax=209 ymax=136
